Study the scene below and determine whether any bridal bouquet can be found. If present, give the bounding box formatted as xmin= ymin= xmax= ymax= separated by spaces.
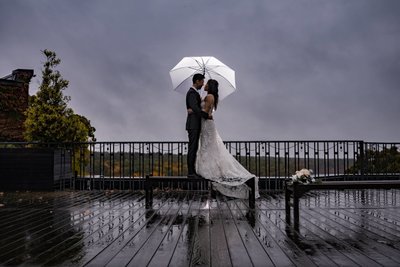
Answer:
xmin=289 ymin=168 xmax=316 ymax=185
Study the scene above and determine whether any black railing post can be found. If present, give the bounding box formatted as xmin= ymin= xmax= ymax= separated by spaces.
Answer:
xmin=359 ymin=141 xmax=365 ymax=180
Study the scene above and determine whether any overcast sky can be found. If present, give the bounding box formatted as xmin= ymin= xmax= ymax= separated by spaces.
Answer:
xmin=1 ymin=0 xmax=399 ymax=142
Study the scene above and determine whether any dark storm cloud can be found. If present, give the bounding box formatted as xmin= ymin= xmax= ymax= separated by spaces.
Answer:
xmin=1 ymin=0 xmax=399 ymax=141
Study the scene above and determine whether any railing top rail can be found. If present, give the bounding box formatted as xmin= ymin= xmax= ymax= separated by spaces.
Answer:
xmin=365 ymin=142 xmax=400 ymax=145
xmin=0 ymin=140 xmax=368 ymax=145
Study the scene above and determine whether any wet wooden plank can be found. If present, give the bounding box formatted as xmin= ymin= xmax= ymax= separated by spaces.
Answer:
xmin=0 ymin=191 xmax=122 ymax=265
xmin=307 ymin=190 xmax=400 ymax=250
xmin=274 ymin=208 xmax=372 ymax=266
xmin=0 ymin=191 xmax=114 ymax=245
xmin=209 ymin=199 xmax=233 ymax=267
xmin=1 ymin=190 xmax=400 ymax=266
xmin=55 ymin=192 xmax=145 ymax=266
xmin=303 ymin=206 xmax=400 ymax=266
xmin=215 ymin=195 xmax=254 ymax=267
xmin=83 ymin=192 xmax=177 ymax=266
xmin=167 ymin=192 xmax=203 ymax=267
xmin=257 ymin=193 xmax=319 ymax=266
xmin=225 ymin=198 xmax=274 ymax=267
xmin=235 ymin=200 xmax=295 ymax=267
xmin=104 ymin=193 xmax=184 ymax=266
xmin=187 ymin=194 xmax=211 ymax=267
xmin=146 ymin=193 xmax=197 ymax=267
xmin=0 ymin=191 xmax=85 ymax=229
xmin=302 ymin=191 xmax=400 ymax=265
xmin=126 ymin=193 xmax=191 ymax=266
xmin=333 ymin=209 xmax=400 ymax=241
xmin=18 ymin=191 xmax=135 ymax=266
xmin=267 ymin=193 xmax=380 ymax=266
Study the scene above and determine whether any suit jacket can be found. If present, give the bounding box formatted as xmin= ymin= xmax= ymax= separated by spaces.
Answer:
xmin=186 ymin=87 xmax=209 ymax=130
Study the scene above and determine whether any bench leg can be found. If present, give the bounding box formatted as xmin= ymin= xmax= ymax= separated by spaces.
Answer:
xmin=145 ymin=175 xmax=153 ymax=209
xmin=285 ymin=186 xmax=291 ymax=225
xmin=246 ymin=177 xmax=256 ymax=209
xmin=210 ymin=182 xmax=217 ymax=198
xmin=293 ymin=194 xmax=300 ymax=230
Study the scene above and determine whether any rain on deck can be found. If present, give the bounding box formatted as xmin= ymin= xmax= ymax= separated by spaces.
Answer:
xmin=1 ymin=189 xmax=400 ymax=266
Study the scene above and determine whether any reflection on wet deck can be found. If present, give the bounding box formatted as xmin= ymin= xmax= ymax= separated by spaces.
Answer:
xmin=1 ymin=189 xmax=400 ymax=266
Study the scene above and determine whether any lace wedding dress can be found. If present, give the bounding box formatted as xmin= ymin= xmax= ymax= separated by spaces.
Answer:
xmin=195 ymin=101 xmax=259 ymax=199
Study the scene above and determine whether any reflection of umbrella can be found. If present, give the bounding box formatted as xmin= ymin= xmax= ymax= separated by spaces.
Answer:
xmin=169 ymin=56 xmax=236 ymax=100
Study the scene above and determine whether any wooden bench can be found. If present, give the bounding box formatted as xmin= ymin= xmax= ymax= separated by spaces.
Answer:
xmin=145 ymin=175 xmax=256 ymax=209
xmin=285 ymin=179 xmax=400 ymax=229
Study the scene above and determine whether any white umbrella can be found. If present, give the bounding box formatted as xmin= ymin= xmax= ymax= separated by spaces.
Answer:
xmin=169 ymin=56 xmax=236 ymax=100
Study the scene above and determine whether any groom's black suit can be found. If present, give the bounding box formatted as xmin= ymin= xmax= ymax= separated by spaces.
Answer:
xmin=186 ymin=87 xmax=209 ymax=176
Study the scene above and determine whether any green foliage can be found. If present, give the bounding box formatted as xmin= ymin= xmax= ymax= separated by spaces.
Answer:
xmin=366 ymin=146 xmax=400 ymax=173
xmin=348 ymin=146 xmax=400 ymax=174
xmin=24 ymin=49 xmax=95 ymax=143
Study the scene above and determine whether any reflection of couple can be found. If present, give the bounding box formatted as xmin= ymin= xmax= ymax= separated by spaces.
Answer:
xmin=186 ymin=73 xmax=259 ymax=199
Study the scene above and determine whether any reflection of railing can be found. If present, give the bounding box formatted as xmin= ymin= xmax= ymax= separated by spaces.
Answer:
xmin=1 ymin=141 xmax=399 ymax=190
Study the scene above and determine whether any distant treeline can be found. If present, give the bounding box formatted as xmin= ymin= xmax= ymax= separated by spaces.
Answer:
xmin=75 ymin=151 xmax=355 ymax=177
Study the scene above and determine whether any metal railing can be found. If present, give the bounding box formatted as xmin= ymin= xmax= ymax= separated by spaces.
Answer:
xmin=1 ymin=141 xmax=399 ymax=191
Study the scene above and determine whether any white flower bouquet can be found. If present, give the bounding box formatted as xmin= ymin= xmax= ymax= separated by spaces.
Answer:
xmin=289 ymin=168 xmax=316 ymax=185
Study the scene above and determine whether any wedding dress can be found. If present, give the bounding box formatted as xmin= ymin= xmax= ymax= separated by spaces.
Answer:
xmin=195 ymin=100 xmax=259 ymax=199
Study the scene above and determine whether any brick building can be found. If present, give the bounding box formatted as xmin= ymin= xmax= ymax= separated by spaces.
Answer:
xmin=0 ymin=69 xmax=34 ymax=141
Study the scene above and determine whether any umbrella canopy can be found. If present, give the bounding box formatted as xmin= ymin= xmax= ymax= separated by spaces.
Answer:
xmin=169 ymin=56 xmax=236 ymax=100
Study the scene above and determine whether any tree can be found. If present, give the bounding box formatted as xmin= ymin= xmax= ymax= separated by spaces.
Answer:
xmin=24 ymin=49 xmax=95 ymax=143
xmin=347 ymin=146 xmax=400 ymax=174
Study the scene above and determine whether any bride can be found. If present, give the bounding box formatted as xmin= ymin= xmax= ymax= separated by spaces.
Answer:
xmin=189 ymin=79 xmax=259 ymax=199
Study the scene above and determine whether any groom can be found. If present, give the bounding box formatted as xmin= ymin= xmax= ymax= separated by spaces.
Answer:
xmin=186 ymin=73 xmax=210 ymax=178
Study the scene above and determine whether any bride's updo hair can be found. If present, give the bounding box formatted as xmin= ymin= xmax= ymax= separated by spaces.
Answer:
xmin=207 ymin=79 xmax=219 ymax=110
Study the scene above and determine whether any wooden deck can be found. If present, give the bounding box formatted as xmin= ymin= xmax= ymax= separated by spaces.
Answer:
xmin=1 ymin=189 xmax=400 ymax=266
